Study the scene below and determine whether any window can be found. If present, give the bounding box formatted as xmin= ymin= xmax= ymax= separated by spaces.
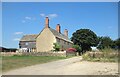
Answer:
xmin=67 ymin=42 xmax=69 ymax=45
xmin=19 ymin=46 xmax=21 ymax=48
xmin=58 ymin=38 xmax=60 ymax=42
xmin=25 ymin=42 xmax=29 ymax=45
xmin=64 ymin=41 xmax=65 ymax=44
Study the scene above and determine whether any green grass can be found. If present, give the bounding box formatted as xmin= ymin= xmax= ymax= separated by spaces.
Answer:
xmin=0 ymin=56 xmax=2 ymax=73
xmin=2 ymin=55 xmax=67 ymax=72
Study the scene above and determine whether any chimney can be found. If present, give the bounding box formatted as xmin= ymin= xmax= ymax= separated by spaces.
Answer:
xmin=56 ymin=24 xmax=61 ymax=33
xmin=45 ymin=17 xmax=49 ymax=28
xmin=64 ymin=29 xmax=68 ymax=37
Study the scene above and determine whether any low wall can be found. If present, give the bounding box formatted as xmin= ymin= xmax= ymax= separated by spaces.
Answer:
xmin=85 ymin=51 xmax=118 ymax=58
xmin=22 ymin=52 xmax=67 ymax=57
xmin=1 ymin=51 xmax=77 ymax=57
xmin=0 ymin=52 xmax=22 ymax=56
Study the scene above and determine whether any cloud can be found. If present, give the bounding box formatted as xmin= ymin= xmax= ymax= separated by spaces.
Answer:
xmin=25 ymin=16 xmax=32 ymax=20
xmin=14 ymin=32 xmax=23 ymax=35
xmin=40 ymin=13 xmax=58 ymax=18
xmin=22 ymin=16 xmax=36 ymax=23
xmin=48 ymin=14 xmax=58 ymax=18
xmin=13 ymin=38 xmax=20 ymax=41
xmin=40 ymin=13 xmax=45 ymax=17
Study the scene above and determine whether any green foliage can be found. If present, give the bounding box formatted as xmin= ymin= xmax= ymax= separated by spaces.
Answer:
xmin=114 ymin=38 xmax=120 ymax=49
xmin=97 ymin=37 xmax=120 ymax=50
xmin=100 ymin=48 xmax=115 ymax=52
xmin=71 ymin=29 xmax=99 ymax=52
xmin=53 ymin=43 xmax=61 ymax=51
xmin=72 ymin=45 xmax=81 ymax=52
xmin=97 ymin=36 xmax=114 ymax=49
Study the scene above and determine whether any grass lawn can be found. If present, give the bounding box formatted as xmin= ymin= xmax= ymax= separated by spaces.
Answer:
xmin=2 ymin=55 xmax=67 ymax=72
xmin=0 ymin=56 xmax=2 ymax=73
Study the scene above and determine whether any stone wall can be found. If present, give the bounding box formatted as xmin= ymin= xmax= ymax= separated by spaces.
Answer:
xmin=1 ymin=51 xmax=76 ymax=57
xmin=22 ymin=51 xmax=66 ymax=57
xmin=0 ymin=52 xmax=22 ymax=56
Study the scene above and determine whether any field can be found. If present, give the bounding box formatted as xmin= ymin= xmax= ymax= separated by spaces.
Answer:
xmin=2 ymin=55 xmax=67 ymax=72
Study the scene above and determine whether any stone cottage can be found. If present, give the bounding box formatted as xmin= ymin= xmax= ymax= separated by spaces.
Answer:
xmin=19 ymin=17 xmax=73 ymax=52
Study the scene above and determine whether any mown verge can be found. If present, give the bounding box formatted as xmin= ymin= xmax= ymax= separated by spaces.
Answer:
xmin=2 ymin=55 xmax=67 ymax=72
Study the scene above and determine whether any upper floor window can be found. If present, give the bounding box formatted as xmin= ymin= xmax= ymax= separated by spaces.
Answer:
xmin=57 ymin=38 xmax=60 ymax=42
xmin=64 ymin=41 xmax=66 ymax=44
xmin=68 ymin=42 xmax=69 ymax=45
xmin=25 ymin=42 xmax=29 ymax=45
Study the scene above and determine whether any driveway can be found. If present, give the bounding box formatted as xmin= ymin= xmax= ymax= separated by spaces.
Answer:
xmin=3 ymin=56 xmax=118 ymax=75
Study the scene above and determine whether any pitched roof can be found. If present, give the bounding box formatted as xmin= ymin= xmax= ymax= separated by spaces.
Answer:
xmin=20 ymin=28 xmax=73 ymax=43
xmin=20 ymin=34 xmax=38 ymax=41
xmin=49 ymin=28 xmax=73 ymax=43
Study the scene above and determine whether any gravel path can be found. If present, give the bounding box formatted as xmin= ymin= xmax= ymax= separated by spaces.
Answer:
xmin=3 ymin=56 xmax=118 ymax=75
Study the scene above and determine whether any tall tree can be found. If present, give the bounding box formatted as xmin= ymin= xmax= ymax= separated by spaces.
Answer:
xmin=97 ymin=36 xmax=113 ymax=49
xmin=115 ymin=38 xmax=120 ymax=49
xmin=71 ymin=29 xmax=99 ymax=53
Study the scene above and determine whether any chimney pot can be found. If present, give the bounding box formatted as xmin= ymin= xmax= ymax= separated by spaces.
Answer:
xmin=56 ymin=24 xmax=61 ymax=33
xmin=64 ymin=29 xmax=68 ymax=37
xmin=45 ymin=17 xmax=49 ymax=28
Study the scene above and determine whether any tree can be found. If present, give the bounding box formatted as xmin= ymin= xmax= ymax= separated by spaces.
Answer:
xmin=71 ymin=29 xmax=99 ymax=53
xmin=72 ymin=45 xmax=81 ymax=55
xmin=97 ymin=36 xmax=113 ymax=49
xmin=114 ymin=38 xmax=120 ymax=49
xmin=53 ymin=43 xmax=61 ymax=51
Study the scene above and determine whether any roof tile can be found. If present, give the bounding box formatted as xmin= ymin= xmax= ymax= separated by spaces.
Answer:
xmin=20 ymin=34 xmax=38 ymax=41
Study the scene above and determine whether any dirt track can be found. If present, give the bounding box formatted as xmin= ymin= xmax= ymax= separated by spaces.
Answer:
xmin=3 ymin=56 xmax=118 ymax=75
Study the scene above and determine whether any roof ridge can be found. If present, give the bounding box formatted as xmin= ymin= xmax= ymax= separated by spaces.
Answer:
xmin=49 ymin=27 xmax=64 ymax=35
xmin=49 ymin=28 xmax=72 ymax=43
xmin=23 ymin=34 xmax=38 ymax=36
xmin=20 ymin=34 xmax=38 ymax=41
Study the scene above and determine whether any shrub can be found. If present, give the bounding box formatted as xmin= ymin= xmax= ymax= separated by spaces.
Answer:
xmin=53 ymin=43 xmax=61 ymax=51
xmin=72 ymin=45 xmax=81 ymax=52
xmin=66 ymin=48 xmax=76 ymax=52
xmin=82 ymin=48 xmax=118 ymax=62
xmin=66 ymin=48 xmax=77 ymax=57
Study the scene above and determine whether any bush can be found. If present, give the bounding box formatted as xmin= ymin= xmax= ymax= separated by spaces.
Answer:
xmin=82 ymin=48 xmax=118 ymax=62
xmin=66 ymin=48 xmax=76 ymax=52
xmin=53 ymin=43 xmax=61 ymax=51
xmin=66 ymin=48 xmax=77 ymax=57
xmin=72 ymin=45 xmax=82 ymax=55
xmin=72 ymin=45 xmax=81 ymax=52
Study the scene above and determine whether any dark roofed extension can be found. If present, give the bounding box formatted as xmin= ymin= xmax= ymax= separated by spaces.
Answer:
xmin=20 ymin=34 xmax=38 ymax=41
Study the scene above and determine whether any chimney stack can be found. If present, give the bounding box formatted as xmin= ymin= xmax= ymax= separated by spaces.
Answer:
xmin=64 ymin=29 xmax=68 ymax=37
xmin=56 ymin=24 xmax=61 ymax=33
xmin=45 ymin=17 xmax=49 ymax=28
